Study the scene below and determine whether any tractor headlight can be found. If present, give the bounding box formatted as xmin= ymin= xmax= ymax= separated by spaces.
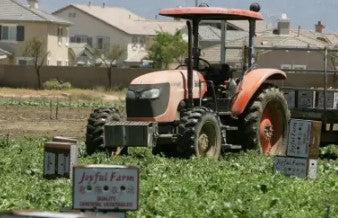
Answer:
xmin=140 ymin=88 xmax=160 ymax=99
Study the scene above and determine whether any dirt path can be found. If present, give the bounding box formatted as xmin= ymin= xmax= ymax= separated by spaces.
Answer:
xmin=0 ymin=105 xmax=93 ymax=139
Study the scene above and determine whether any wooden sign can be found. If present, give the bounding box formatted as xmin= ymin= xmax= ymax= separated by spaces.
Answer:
xmin=273 ymin=156 xmax=317 ymax=179
xmin=73 ymin=165 xmax=139 ymax=211
xmin=0 ymin=210 xmax=117 ymax=218
xmin=287 ymin=119 xmax=321 ymax=159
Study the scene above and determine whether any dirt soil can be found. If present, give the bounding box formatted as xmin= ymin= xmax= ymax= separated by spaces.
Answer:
xmin=0 ymin=105 xmax=93 ymax=139
xmin=0 ymin=88 xmax=126 ymax=140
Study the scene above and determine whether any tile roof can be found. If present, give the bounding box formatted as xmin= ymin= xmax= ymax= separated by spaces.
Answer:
xmin=228 ymin=20 xmax=271 ymax=33
xmin=197 ymin=25 xmax=248 ymax=42
xmin=55 ymin=4 xmax=185 ymax=36
xmin=0 ymin=47 xmax=12 ymax=56
xmin=0 ymin=0 xmax=71 ymax=25
xmin=201 ymin=27 xmax=334 ymax=64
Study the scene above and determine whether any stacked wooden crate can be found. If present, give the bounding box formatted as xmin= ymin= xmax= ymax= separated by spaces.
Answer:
xmin=282 ymin=88 xmax=338 ymax=109
xmin=273 ymin=119 xmax=322 ymax=179
xmin=43 ymin=136 xmax=78 ymax=179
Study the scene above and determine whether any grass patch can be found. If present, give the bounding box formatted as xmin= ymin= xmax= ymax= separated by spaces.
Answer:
xmin=0 ymin=137 xmax=337 ymax=217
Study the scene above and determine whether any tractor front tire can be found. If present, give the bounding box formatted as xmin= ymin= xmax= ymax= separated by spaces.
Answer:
xmin=86 ymin=107 xmax=123 ymax=155
xmin=240 ymin=86 xmax=290 ymax=155
xmin=178 ymin=107 xmax=222 ymax=159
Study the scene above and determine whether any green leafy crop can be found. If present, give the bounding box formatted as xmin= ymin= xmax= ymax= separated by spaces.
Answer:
xmin=0 ymin=138 xmax=337 ymax=217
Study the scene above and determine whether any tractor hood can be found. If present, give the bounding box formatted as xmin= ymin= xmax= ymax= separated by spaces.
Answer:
xmin=130 ymin=69 xmax=203 ymax=86
xmin=126 ymin=69 xmax=207 ymax=122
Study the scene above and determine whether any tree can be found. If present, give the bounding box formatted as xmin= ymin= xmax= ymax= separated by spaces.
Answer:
xmin=147 ymin=31 xmax=187 ymax=69
xmin=95 ymin=44 xmax=124 ymax=89
xmin=23 ymin=37 xmax=48 ymax=89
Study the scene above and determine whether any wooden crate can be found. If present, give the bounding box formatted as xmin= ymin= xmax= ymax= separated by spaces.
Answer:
xmin=287 ymin=119 xmax=321 ymax=159
xmin=334 ymin=92 xmax=338 ymax=109
xmin=44 ymin=141 xmax=78 ymax=179
xmin=315 ymin=91 xmax=335 ymax=109
xmin=297 ymin=90 xmax=315 ymax=109
xmin=283 ymin=89 xmax=296 ymax=109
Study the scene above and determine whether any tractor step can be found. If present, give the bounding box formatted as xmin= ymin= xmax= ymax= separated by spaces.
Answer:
xmin=218 ymin=112 xmax=232 ymax=116
xmin=221 ymin=125 xmax=238 ymax=131
xmin=222 ymin=144 xmax=242 ymax=151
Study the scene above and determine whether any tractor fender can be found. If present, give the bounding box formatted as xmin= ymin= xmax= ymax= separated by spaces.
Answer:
xmin=231 ymin=68 xmax=287 ymax=116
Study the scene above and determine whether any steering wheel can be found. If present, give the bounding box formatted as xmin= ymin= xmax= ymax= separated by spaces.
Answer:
xmin=175 ymin=57 xmax=211 ymax=71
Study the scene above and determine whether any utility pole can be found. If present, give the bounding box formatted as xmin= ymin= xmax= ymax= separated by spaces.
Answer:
xmin=195 ymin=0 xmax=198 ymax=6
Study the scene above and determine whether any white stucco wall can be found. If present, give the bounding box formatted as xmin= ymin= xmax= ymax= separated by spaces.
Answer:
xmin=55 ymin=6 xmax=152 ymax=66
xmin=0 ymin=21 xmax=69 ymax=66
xmin=46 ymin=23 xmax=70 ymax=66
xmin=55 ymin=7 xmax=130 ymax=62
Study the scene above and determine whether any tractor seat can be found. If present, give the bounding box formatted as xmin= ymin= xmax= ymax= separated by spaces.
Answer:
xmin=207 ymin=63 xmax=232 ymax=85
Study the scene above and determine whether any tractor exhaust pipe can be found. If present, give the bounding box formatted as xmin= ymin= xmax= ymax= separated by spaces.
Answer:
xmin=248 ymin=19 xmax=256 ymax=68
xmin=187 ymin=21 xmax=194 ymax=108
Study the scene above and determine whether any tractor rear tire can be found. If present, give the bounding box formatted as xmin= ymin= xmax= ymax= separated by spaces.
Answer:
xmin=86 ymin=107 xmax=125 ymax=155
xmin=178 ymin=107 xmax=222 ymax=159
xmin=240 ymin=86 xmax=290 ymax=155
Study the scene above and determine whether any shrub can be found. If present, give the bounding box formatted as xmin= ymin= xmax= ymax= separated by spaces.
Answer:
xmin=43 ymin=79 xmax=72 ymax=90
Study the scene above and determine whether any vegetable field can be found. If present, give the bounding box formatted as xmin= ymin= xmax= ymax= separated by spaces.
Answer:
xmin=0 ymin=137 xmax=337 ymax=218
xmin=0 ymin=88 xmax=337 ymax=217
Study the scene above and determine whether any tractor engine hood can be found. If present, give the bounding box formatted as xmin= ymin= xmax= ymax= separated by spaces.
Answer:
xmin=126 ymin=70 xmax=207 ymax=122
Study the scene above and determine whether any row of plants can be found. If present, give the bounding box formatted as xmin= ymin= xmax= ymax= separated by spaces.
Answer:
xmin=0 ymin=98 xmax=124 ymax=109
xmin=0 ymin=137 xmax=337 ymax=217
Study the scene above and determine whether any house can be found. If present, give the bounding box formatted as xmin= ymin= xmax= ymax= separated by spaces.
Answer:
xmin=0 ymin=0 xmax=72 ymax=66
xmin=201 ymin=15 xmax=337 ymax=71
xmin=53 ymin=4 xmax=185 ymax=67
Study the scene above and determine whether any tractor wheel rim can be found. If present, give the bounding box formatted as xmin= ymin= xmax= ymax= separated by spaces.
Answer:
xmin=260 ymin=104 xmax=283 ymax=154
xmin=198 ymin=133 xmax=210 ymax=154
xmin=110 ymin=147 xmax=123 ymax=157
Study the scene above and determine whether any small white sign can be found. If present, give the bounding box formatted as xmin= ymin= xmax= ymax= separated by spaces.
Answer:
xmin=273 ymin=156 xmax=308 ymax=178
xmin=287 ymin=119 xmax=312 ymax=158
xmin=73 ymin=165 xmax=139 ymax=211
xmin=307 ymin=159 xmax=318 ymax=179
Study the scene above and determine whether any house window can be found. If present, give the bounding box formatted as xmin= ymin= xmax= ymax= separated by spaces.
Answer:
xmin=97 ymin=36 xmax=110 ymax=50
xmin=1 ymin=26 xmax=17 ymax=41
xmin=132 ymin=36 xmax=138 ymax=44
xmin=18 ymin=59 xmax=28 ymax=65
xmin=57 ymin=27 xmax=63 ymax=44
xmin=292 ymin=65 xmax=307 ymax=72
xmin=140 ymin=36 xmax=146 ymax=48
xmin=17 ymin=57 xmax=33 ymax=65
xmin=57 ymin=60 xmax=62 ymax=66
xmin=70 ymin=35 xmax=92 ymax=47
xmin=68 ymin=12 xmax=76 ymax=18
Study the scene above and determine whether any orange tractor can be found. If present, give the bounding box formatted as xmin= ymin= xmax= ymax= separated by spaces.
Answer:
xmin=86 ymin=3 xmax=290 ymax=159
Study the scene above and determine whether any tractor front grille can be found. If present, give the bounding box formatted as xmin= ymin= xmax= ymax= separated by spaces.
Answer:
xmin=126 ymin=83 xmax=170 ymax=118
